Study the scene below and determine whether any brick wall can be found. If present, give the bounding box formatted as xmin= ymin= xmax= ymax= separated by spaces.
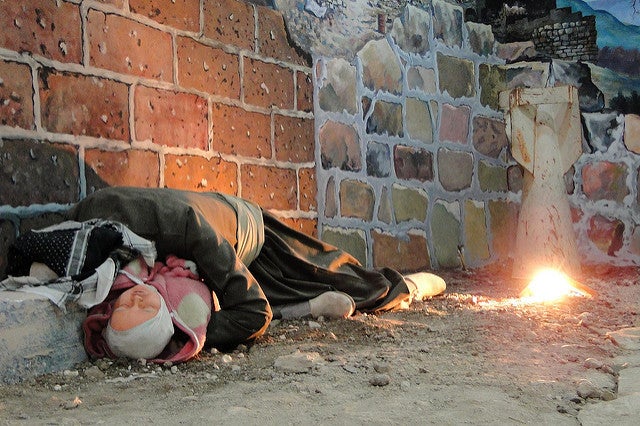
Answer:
xmin=0 ymin=0 xmax=314 ymax=278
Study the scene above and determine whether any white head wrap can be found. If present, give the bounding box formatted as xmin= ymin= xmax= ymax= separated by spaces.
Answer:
xmin=104 ymin=290 xmax=174 ymax=359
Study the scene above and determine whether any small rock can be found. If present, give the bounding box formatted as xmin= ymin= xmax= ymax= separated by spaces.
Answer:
xmin=170 ymin=366 xmax=178 ymax=374
xmin=63 ymin=370 xmax=79 ymax=377
xmin=308 ymin=320 xmax=322 ymax=329
xmin=369 ymin=374 xmax=391 ymax=386
xmin=63 ymin=397 xmax=82 ymax=410
xmin=83 ymin=366 xmax=105 ymax=380
xmin=584 ymin=358 xmax=604 ymax=369
xmin=221 ymin=354 xmax=233 ymax=363
xmin=274 ymin=351 xmax=323 ymax=373
xmin=576 ymin=380 xmax=602 ymax=399
xmin=373 ymin=362 xmax=390 ymax=373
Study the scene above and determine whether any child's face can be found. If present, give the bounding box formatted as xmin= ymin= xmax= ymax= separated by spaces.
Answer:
xmin=109 ymin=285 xmax=161 ymax=331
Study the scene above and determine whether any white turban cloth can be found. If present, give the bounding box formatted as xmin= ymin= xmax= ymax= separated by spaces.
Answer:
xmin=104 ymin=289 xmax=174 ymax=360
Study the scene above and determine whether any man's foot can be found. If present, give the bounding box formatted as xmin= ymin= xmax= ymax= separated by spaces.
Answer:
xmin=309 ymin=291 xmax=356 ymax=319
xmin=404 ymin=272 xmax=446 ymax=301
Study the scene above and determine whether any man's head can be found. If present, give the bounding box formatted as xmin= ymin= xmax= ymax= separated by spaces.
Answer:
xmin=104 ymin=284 xmax=174 ymax=359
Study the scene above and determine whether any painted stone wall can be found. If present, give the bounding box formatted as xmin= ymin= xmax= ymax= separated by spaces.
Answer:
xmin=312 ymin=1 xmax=640 ymax=272
xmin=0 ymin=0 xmax=315 ymax=278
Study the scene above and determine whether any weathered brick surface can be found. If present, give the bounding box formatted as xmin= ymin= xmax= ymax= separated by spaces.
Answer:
xmin=321 ymin=226 xmax=367 ymax=265
xmin=319 ymin=121 xmax=361 ymax=171
xmin=298 ymin=167 xmax=317 ymax=212
xmin=203 ymin=0 xmax=255 ymax=51
xmin=296 ymin=71 xmax=313 ymax=113
xmin=85 ymin=149 xmax=159 ymax=190
xmin=339 ymin=179 xmax=375 ymax=221
xmin=212 ymin=103 xmax=271 ymax=158
xmin=0 ymin=140 xmax=78 ymax=207
xmin=257 ymin=7 xmax=309 ymax=66
xmin=88 ymin=10 xmax=173 ymax=81
xmin=472 ymin=116 xmax=508 ymax=158
xmin=164 ymin=154 xmax=238 ymax=194
xmin=129 ymin=0 xmax=200 ymax=32
xmin=244 ymin=59 xmax=294 ymax=109
xmin=0 ymin=1 xmax=82 ymax=64
xmin=177 ymin=37 xmax=240 ymax=99
xmin=274 ymin=115 xmax=314 ymax=163
xmin=440 ymin=103 xmax=470 ymax=144
xmin=0 ymin=61 xmax=34 ymax=129
xmin=582 ymin=161 xmax=629 ymax=203
xmin=372 ymin=230 xmax=430 ymax=272
xmin=240 ymin=164 xmax=297 ymax=210
xmin=39 ymin=71 xmax=129 ymax=140
xmin=394 ymin=145 xmax=434 ymax=182
xmin=134 ymin=86 xmax=208 ymax=149
xmin=280 ymin=217 xmax=317 ymax=238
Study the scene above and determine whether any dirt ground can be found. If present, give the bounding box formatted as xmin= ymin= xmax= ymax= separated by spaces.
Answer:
xmin=0 ymin=264 xmax=638 ymax=425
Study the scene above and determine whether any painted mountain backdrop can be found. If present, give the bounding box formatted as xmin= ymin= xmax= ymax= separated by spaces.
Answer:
xmin=557 ymin=0 xmax=640 ymax=49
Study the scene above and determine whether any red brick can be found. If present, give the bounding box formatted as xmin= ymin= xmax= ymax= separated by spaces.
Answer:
xmin=0 ymin=139 xmax=78 ymax=207
xmin=177 ymin=37 xmax=240 ymax=99
xmin=0 ymin=61 xmax=34 ymax=129
xmin=240 ymin=164 xmax=296 ymax=210
xmin=274 ymin=115 xmax=314 ymax=162
xmin=256 ymin=7 xmax=309 ymax=66
xmin=244 ymin=58 xmax=294 ymax=110
xmin=85 ymin=149 xmax=159 ymax=190
xmin=298 ymin=167 xmax=317 ymax=212
xmin=296 ymin=71 xmax=313 ymax=113
xmin=372 ymin=230 xmax=430 ymax=272
xmin=0 ymin=1 xmax=82 ymax=63
xmin=130 ymin=0 xmax=200 ymax=32
xmin=203 ymin=0 xmax=255 ymax=51
xmin=164 ymin=154 xmax=238 ymax=194
xmin=39 ymin=70 xmax=129 ymax=140
xmin=278 ymin=217 xmax=318 ymax=237
xmin=134 ymin=86 xmax=208 ymax=149
xmin=212 ymin=103 xmax=271 ymax=158
xmin=88 ymin=10 xmax=173 ymax=81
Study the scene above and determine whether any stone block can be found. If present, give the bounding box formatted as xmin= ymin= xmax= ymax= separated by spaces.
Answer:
xmin=488 ymin=199 xmax=519 ymax=260
xmin=134 ymin=86 xmax=208 ymax=149
xmin=581 ymin=161 xmax=629 ymax=203
xmin=366 ymin=100 xmax=403 ymax=137
xmin=464 ymin=200 xmax=490 ymax=265
xmin=319 ymin=121 xmax=361 ymax=171
xmin=177 ymin=37 xmax=240 ymax=99
xmin=440 ymin=103 xmax=470 ymax=144
xmin=372 ymin=229 xmax=430 ymax=272
xmin=378 ymin=187 xmax=393 ymax=224
xmin=389 ymin=4 xmax=431 ymax=55
xmin=321 ymin=226 xmax=367 ymax=266
xmin=437 ymin=148 xmax=473 ymax=191
xmin=394 ymin=145 xmax=434 ymax=182
xmin=367 ymin=142 xmax=392 ymax=178
xmin=0 ymin=1 xmax=82 ymax=64
xmin=431 ymin=200 xmax=461 ymax=268
xmin=407 ymin=66 xmax=437 ymax=93
xmin=339 ymin=180 xmax=375 ymax=221
xmin=478 ymin=160 xmax=508 ymax=192
xmin=87 ymin=10 xmax=173 ymax=81
xmin=479 ymin=64 xmax=506 ymax=110
xmin=324 ymin=176 xmax=337 ymax=218
xmin=130 ymin=0 xmax=199 ymax=31
xmin=631 ymin=225 xmax=640 ymax=258
xmin=406 ymin=98 xmax=434 ymax=143
xmin=0 ymin=291 xmax=87 ymax=384
xmin=391 ymin=184 xmax=428 ymax=223
xmin=624 ymin=114 xmax=640 ymax=154
xmin=587 ymin=214 xmax=624 ymax=256
xmin=437 ymin=53 xmax=475 ymax=99
xmin=472 ymin=116 xmax=508 ymax=158
xmin=318 ymin=58 xmax=358 ymax=114
xmin=358 ymin=39 xmax=402 ymax=95
xmin=85 ymin=149 xmax=159 ymax=191
xmin=432 ymin=0 xmax=463 ymax=48
xmin=244 ymin=58 xmax=295 ymax=110
xmin=0 ymin=140 xmax=78 ymax=207
xmin=0 ymin=61 xmax=34 ymax=130
xmin=39 ymin=71 xmax=129 ymax=140
xmin=618 ymin=367 xmax=640 ymax=396
xmin=507 ymin=164 xmax=523 ymax=193
xmin=582 ymin=112 xmax=624 ymax=153
xmin=203 ymin=0 xmax=255 ymax=51
xmin=465 ymin=22 xmax=495 ymax=56
xmin=164 ymin=155 xmax=237 ymax=194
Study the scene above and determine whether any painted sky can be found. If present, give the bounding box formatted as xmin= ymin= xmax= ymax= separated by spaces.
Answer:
xmin=582 ymin=0 xmax=640 ymax=26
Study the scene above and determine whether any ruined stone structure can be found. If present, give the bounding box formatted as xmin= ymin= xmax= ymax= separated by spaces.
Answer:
xmin=532 ymin=9 xmax=599 ymax=62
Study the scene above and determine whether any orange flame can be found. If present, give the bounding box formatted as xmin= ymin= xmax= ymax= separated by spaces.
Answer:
xmin=520 ymin=269 xmax=594 ymax=303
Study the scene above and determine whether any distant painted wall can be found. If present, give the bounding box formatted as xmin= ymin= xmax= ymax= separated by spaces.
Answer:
xmin=312 ymin=1 xmax=640 ymax=272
